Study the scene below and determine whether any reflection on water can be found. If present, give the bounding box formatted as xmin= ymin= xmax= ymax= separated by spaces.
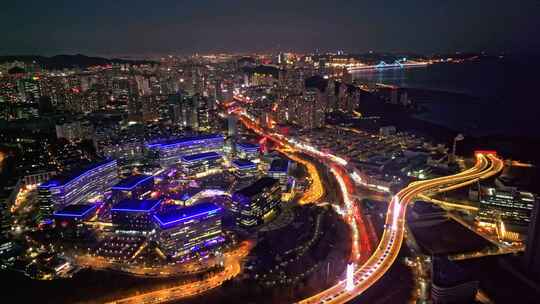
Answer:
xmin=351 ymin=60 xmax=539 ymax=139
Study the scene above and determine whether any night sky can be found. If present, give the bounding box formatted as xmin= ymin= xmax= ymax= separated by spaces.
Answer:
xmin=2 ymin=0 xmax=540 ymax=56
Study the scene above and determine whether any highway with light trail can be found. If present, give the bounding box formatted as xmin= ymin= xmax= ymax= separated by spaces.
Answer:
xmin=232 ymin=94 xmax=503 ymax=304
xmin=110 ymin=95 xmax=503 ymax=304
xmin=105 ymin=241 xmax=252 ymax=304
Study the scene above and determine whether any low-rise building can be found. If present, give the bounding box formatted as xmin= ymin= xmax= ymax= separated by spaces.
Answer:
xmin=53 ymin=203 xmax=98 ymax=238
xmin=268 ymin=158 xmax=290 ymax=190
xmin=236 ymin=142 xmax=260 ymax=160
xmin=180 ymin=151 xmax=223 ymax=176
xmin=231 ymin=159 xmax=258 ymax=178
xmin=111 ymin=174 xmax=154 ymax=202
xmin=111 ymin=199 xmax=162 ymax=233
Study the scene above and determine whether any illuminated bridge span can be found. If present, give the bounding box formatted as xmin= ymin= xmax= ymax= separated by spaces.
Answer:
xmin=347 ymin=59 xmax=429 ymax=71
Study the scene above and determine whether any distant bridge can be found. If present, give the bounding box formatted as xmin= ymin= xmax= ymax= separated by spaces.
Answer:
xmin=347 ymin=59 xmax=429 ymax=71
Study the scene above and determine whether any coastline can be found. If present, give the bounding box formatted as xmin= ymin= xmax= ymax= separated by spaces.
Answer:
xmin=357 ymin=89 xmax=540 ymax=165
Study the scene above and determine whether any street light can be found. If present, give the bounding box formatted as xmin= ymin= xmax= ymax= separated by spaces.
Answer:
xmin=451 ymin=133 xmax=464 ymax=163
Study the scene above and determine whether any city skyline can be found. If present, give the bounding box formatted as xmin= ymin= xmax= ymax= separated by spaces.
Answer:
xmin=1 ymin=2 xmax=540 ymax=303
xmin=2 ymin=0 xmax=540 ymax=56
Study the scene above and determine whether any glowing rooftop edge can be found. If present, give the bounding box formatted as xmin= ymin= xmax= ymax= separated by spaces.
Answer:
xmin=153 ymin=206 xmax=222 ymax=228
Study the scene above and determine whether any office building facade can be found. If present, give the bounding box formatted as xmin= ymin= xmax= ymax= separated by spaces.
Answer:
xmin=111 ymin=199 xmax=162 ymax=233
xmin=38 ymin=160 xmax=118 ymax=218
xmin=147 ymin=134 xmax=225 ymax=167
xmin=524 ymin=194 xmax=540 ymax=280
xmin=112 ymin=175 xmax=154 ymax=202
xmin=154 ymin=202 xmax=223 ymax=259
xmin=232 ymin=159 xmax=258 ymax=178
xmin=53 ymin=203 xmax=98 ymax=238
xmin=231 ymin=177 xmax=282 ymax=228
xmin=476 ymin=188 xmax=536 ymax=230
xmin=180 ymin=151 xmax=223 ymax=176
xmin=236 ymin=142 xmax=260 ymax=160
xmin=268 ymin=158 xmax=290 ymax=190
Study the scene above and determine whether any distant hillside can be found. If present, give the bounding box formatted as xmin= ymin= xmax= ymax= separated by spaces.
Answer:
xmin=0 ymin=54 xmax=156 ymax=70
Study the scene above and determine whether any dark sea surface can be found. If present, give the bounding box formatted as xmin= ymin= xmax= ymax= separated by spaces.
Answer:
xmin=352 ymin=57 xmax=540 ymax=140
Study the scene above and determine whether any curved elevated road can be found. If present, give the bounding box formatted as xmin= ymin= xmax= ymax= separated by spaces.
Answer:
xmin=297 ymin=153 xmax=503 ymax=304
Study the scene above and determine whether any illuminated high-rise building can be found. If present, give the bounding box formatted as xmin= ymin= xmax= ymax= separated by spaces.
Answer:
xmin=301 ymin=88 xmax=325 ymax=129
xmin=227 ymin=114 xmax=238 ymax=137
xmin=197 ymin=97 xmax=210 ymax=131
xmin=168 ymin=92 xmax=187 ymax=127
xmin=17 ymin=78 xmax=41 ymax=103
xmin=476 ymin=188 xmax=536 ymax=230
xmin=141 ymin=95 xmax=158 ymax=122
xmin=168 ymin=92 xmax=204 ymax=130
xmin=134 ymin=75 xmax=151 ymax=96
xmin=127 ymin=95 xmax=142 ymax=122
xmin=524 ymin=195 xmax=540 ymax=279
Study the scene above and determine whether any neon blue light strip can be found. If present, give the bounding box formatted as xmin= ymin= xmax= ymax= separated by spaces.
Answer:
xmin=53 ymin=204 xmax=97 ymax=218
xmin=111 ymin=200 xmax=162 ymax=212
xmin=237 ymin=144 xmax=259 ymax=152
xmin=40 ymin=159 xmax=117 ymax=189
xmin=112 ymin=175 xmax=154 ymax=190
xmin=181 ymin=152 xmax=222 ymax=163
xmin=233 ymin=162 xmax=257 ymax=169
xmin=147 ymin=135 xmax=224 ymax=149
xmin=154 ymin=207 xmax=221 ymax=228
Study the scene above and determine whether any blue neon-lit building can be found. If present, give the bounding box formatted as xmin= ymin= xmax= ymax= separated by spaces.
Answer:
xmin=236 ymin=142 xmax=260 ymax=160
xmin=232 ymin=159 xmax=258 ymax=178
xmin=231 ymin=177 xmax=281 ymax=228
xmin=147 ymin=134 xmax=225 ymax=167
xmin=154 ymin=202 xmax=223 ymax=259
xmin=54 ymin=204 xmax=98 ymax=221
xmin=53 ymin=203 xmax=98 ymax=238
xmin=112 ymin=174 xmax=154 ymax=202
xmin=180 ymin=151 xmax=223 ymax=176
xmin=38 ymin=160 xmax=118 ymax=218
xmin=111 ymin=199 xmax=162 ymax=233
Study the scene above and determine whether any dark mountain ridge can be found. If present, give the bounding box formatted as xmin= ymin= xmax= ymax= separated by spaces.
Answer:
xmin=0 ymin=54 xmax=155 ymax=70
